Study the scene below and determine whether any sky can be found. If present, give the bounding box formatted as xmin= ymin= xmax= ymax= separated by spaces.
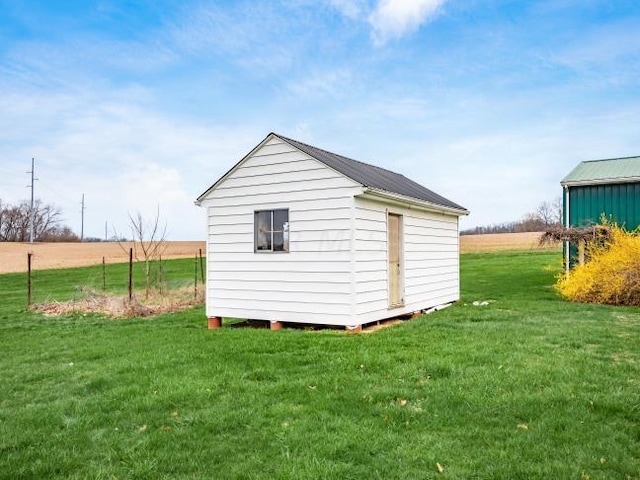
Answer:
xmin=1 ymin=0 xmax=639 ymax=240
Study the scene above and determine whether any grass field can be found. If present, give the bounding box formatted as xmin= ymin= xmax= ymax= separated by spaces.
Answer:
xmin=0 ymin=252 xmax=638 ymax=479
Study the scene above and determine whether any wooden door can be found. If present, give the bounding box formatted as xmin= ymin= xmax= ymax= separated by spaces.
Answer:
xmin=387 ymin=213 xmax=403 ymax=307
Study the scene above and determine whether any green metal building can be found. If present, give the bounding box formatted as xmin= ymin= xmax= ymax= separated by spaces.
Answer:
xmin=561 ymin=155 xmax=640 ymax=267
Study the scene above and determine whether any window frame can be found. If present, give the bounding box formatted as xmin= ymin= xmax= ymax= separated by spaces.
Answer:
xmin=254 ymin=208 xmax=289 ymax=253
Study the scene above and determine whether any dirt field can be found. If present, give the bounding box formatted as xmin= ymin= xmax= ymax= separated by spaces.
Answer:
xmin=0 ymin=233 xmax=559 ymax=274
xmin=0 ymin=241 xmax=206 ymax=274
xmin=460 ymin=231 xmax=559 ymax=253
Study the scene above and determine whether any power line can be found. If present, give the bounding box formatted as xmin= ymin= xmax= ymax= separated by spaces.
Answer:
xmin=38 ymin=180 xmax=77 ymax=205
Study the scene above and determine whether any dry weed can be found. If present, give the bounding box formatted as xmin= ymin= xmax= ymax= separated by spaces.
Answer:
xmin=32 ymin=285 xmax=205 ymax=318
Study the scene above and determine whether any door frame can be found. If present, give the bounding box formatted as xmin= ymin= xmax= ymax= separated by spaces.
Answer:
xmin=387 ymin=211 xmax=404 ymax=308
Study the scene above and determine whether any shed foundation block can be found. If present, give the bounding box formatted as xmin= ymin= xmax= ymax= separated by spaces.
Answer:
xmin=207 ymin=317 xmax=222 ymax=330
xmin=270 ymin=321 xmax=283 ymax=330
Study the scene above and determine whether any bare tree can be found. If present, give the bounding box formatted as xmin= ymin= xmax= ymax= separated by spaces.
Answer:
xmin=536 ymin=197 xmax=562 ymax=227
xmin=0 ymin=200 xmax=4 ymax=237
xmin=516 ymin=212 xmax=546 ymax=232
xmin=0 ymin=199 xmax=63 ymax=241
xmin=118 ymin=207 xmax=168 ymax=299
xmin=552 ymin=196 xmax=563 ymax=226
xmin=0 ymin=202 xmax=29 ymax=241
xmin=40 ymin=225 xmax=81 ymax=242
xmin=460 ymin=196 xmax=565 ymax=235
xmin=32 ymin=200 xmax=61 ymax=239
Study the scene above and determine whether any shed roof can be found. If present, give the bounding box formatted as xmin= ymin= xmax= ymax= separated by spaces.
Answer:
xmin=276 ymin=134 xmax=466 ymax=212
xmin=562 ymin=156 xmax=640 ymax=187
xmin=196 ymin=133 xmax=467 ymax=214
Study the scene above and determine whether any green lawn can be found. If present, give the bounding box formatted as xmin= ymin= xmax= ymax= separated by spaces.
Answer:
xmin=0 ymin=252 xmax=638 ymax=479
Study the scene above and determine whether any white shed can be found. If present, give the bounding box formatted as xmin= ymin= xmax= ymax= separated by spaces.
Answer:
xmin=195 ymin=133 xmax=469 ymax=331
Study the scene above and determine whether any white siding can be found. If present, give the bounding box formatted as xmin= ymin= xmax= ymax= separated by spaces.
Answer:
xmin=353 ymin=196 xmax=460 ymax=324
xmin=204 ymin=137 xmax=362 ymax=325
xmin=404 ymin=211 xmax=460 ymax=314
xmin=353 ymin=199 xmax=388 ymax=317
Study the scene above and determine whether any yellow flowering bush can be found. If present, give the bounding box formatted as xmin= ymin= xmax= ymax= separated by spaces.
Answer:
xmin=556 ymin=223 xmax=640 ymax=306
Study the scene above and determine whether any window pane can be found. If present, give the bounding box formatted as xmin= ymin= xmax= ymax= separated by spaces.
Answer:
xmin=274 ymin=209 xmax=289 ymax=252
xmin=273 ymin=209 xmax=288 ymax=231
xmin=282 ymin=220 xmax=289 ymax=252
xmin=273 ymin=231 xmax=285 ymax=251
xmin=255 ymin=211 xmax=272 ymax=251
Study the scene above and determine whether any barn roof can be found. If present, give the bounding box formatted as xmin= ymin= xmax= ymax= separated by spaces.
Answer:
xmin=562 ymin=156 xmax=640 ymax=187
xmin=276 ymin=134 xmax=467 ymax=213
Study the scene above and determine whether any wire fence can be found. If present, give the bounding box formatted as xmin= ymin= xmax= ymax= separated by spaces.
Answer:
xmin=22 ymin=249 xmax=206 ymax=317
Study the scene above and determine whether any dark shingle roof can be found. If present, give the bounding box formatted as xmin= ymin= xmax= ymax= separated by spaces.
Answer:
xmin=276 ymin=134 xmax=467 ymax=212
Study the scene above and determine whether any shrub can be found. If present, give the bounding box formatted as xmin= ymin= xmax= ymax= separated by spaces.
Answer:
xmin=556 ymin=222 xmax=640 ymax=306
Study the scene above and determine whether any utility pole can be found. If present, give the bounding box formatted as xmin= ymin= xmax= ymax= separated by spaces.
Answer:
xmin=80 ymin=193 xmax=85 ymax=241
xmin=105 ymin=221 xmax=108 ymax=242
xmin=27 ymin=158 xmax=36 ymax=243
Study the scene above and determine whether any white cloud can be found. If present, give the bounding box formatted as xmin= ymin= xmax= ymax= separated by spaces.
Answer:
xmin=328 ymin=0 xmax=368 ymax=19
xmin=116 ymin=162 xmax=199 ymax=240
xmin=0 ymin=85 xmax=263 ymax=240
xmin=168 ymin=3 xmax=296 ymax=71
xmin=369 ymin=0 xmax=446 ymax=45
xmin=403 ymin=109 xmax=640 ymax=230
xmin=286 ymin=69 xmax=353 ymax=100
xmin=548 ymin=20 xmax=640 ymax=82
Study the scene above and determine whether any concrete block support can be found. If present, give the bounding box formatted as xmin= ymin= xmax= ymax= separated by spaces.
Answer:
xmin=207 ymin=317 xmax=222 ymax=330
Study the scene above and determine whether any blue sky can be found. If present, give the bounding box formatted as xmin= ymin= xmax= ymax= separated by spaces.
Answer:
xmin=1 ymin=0 xmax=639 ymax=239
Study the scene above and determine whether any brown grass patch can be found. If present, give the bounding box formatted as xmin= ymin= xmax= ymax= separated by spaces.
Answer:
xmin=31 ymin=285 xmax=205 ymax=318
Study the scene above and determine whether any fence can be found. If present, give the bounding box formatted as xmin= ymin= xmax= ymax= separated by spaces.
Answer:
xmin=22 ymin=249 xmax=206 ymax=317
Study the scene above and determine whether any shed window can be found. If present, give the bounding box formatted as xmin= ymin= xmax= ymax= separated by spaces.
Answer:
xmin=255 ymin=209 xmax=289 ymax=252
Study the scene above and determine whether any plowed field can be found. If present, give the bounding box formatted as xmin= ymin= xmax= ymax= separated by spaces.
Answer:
xmin=0 ymin=241 xmax=206 ymax=274
xmin=0 ymin=232 xmax=559 ymax=274
xmin=460 ymin=231 xmax=559 ymax=253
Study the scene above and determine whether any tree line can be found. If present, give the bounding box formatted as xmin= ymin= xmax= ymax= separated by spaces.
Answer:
xmin=0 ymin=199 xmax=80 ymax=242
xmin=461 ymin=198 xmax=563 ymax=235
xmin=4 ymin=195 xmax=563 ymax=241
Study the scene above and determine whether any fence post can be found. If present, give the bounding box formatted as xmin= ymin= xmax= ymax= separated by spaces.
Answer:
xmin=102 ymin=256 xmax=106 ymax=291
xmin=128 ymin=247 xmax=133 ymax=302
xmin=578 ymin=239 xmax=585 ymax=266
xmin=194 ymin=254 xmax=198 ymax=299
xmin=199 ymin=248 xmax=205 ymax=286
xmin=27 ymin=253 xmax=33 ymax=307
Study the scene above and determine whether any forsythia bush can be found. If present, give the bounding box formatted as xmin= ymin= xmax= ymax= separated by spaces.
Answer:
xmin=556 ymin=223 xmax=640 ymax=306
